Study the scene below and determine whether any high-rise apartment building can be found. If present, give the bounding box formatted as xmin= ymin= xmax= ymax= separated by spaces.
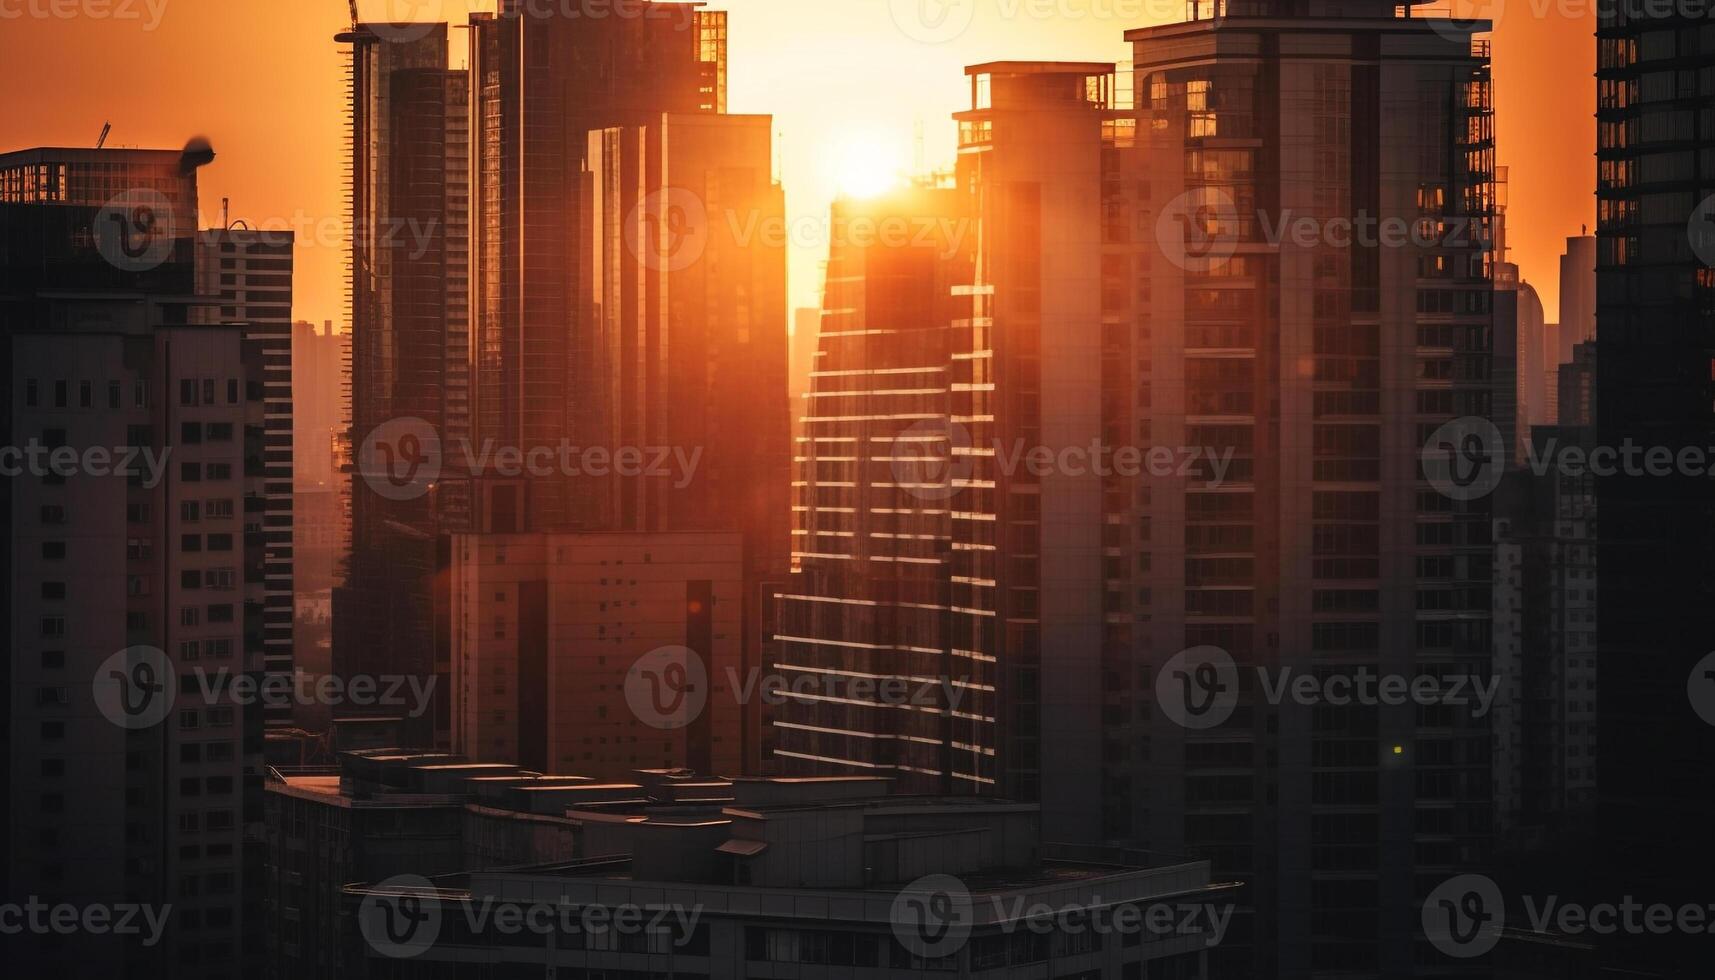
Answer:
xmin=774 ymin=183 xmax=984 ymax=789
xmin=1594 ymin=7 xmax=1715 ymax=974
xmin=1 ymin=146 xmax=268 ymax=977
xmin=335 ymin=23 xmax=472 ymax=745
xmin=467 ymin=1 xmax=726 ymax=532
xmin=781 ymin=19 xmax=1498 ymax=972
xmin=195 ymin=226 xmax=295 ymax=727
xmin=1127 ymin=8 xmax=1498 ymax=974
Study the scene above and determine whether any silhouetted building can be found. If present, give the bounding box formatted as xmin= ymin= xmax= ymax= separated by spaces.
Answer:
xmin=467 ymin=0 xmax=727 ymax=532
xmin=335 ymin=23 xmax=471 ymax=746
xmin=1493 ymin=426 xmax=1598 ymax=856
xmin=1 ymin=145 xmax=269 ymax=978
xmin=338 ymin=767 xmax=1237 ymax=978
xmin=196 ymin=226 xmax=296 ymax=727
xmin=1594 ymin=6 xmax=1715 ymax=973
xmin=1558 ymin=232 xmax=1596 ymax=361
xmin=1514 ymin=277 xmax=1550 ymax=453
xmin=1127 ymin=7 xmax=1498 ymax=975
xmin=774 ymin=183 xmax=981 ymax=789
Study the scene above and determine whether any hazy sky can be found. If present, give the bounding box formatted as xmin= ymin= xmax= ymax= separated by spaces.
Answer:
xmin=0 ymin=0 xmax=1593 ymax=325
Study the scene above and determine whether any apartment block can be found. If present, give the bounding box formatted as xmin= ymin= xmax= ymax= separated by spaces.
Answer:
xmin=449 ymin=531 xmax=746 ymax=779
xmin=196 ymin=226 xmax=295 ymax=727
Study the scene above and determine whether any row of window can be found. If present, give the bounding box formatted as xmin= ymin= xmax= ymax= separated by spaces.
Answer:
xmin=23 ymin=378 xmax=147 ymax=410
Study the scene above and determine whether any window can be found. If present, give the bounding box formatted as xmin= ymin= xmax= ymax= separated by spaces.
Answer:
xmin=181 ymin=570 xmax=202 ymax=589
xmin=180 ymin=608 xmax=201 ymax=626
xmin=205 ymin=463 xmax=231 ymax=481
xmin=207 ymin=533 xmax=233 ymax=552
xmin=108 ymin=381 xmax=121 ymax=409
xmin=40 ymin=505 xmax=66 ymax=525
xmin=41 ymin=582 xmax=65 ymax=600
xmin=227 ymin=380 xmax=239 ymax=404
xmin=53 ymin=380 xmax=67 ymax=408
xmin=181 ymin=462 xmax=202 ymax=482
xmin=206 ymin=638 xmax=233 ymax=659
xmin=205 ymin=499 xmax=234 ymax=519
xmin=205 ymin=422 xmax=233 ymax=441
xmin=206 ymin=604 xmax=234 ymax=624
xmin=181 ymin=501 xmax=200 ymax=522
xmin=79 ymin=381 xmax=92 ymax=408
xmin=180 ymin=379 xmax=197 ymax=406
xmin=40 ymin=650 xmax=64 ymax=669
xmin=40 ymin=616 xmax=65 ymax=637
xmin=181 ymin=534 xmax=201 ymax=553
xmin=133 ymin=380 xmax=148 ymax=409
xmin=181 ymin=422 xmax=201 ymax=444
xmin=40 ymin=541 xmax=65 ymax=560
xmin=127 ymin=538 xmax=152 ymax=560
xmin=25 ymin=379 xmax=38 ymax=407
xmin=202 ymin=379 xmax=215 ymax=405
xmin=206 ymin=568 xmax=236 ymax=591
xmin=179 ymin=641 xmax=200 ymax=661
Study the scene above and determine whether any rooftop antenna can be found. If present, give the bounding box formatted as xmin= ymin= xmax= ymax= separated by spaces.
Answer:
xmin=95 ymin=122 xmax=111 ymax=149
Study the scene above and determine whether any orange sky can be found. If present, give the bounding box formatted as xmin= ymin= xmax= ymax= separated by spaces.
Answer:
xmin=0 ymin=0 xmax=1593 ymax=324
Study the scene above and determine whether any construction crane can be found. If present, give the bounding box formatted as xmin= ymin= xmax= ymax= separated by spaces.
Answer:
xmin=95 ymin=122 xmax=110 ymax=149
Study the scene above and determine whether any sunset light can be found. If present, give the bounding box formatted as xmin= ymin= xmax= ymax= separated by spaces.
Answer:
xmin=831 ymin=136 xmax=904 ymax=199
xmin=3 ymin=2 xmax=1711 ymax=979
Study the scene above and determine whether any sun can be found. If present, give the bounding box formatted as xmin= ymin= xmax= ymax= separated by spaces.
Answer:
xmin=833 ymin=138 xmax=903 ymax=199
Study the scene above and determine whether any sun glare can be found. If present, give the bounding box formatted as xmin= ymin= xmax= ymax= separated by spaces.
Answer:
xmin=833 ymin=139 xmax=903 ymax=199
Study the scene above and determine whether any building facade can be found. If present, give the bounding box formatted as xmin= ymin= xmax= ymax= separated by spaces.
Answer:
xmin=1594 ymin=5 xmax=1715 ymax=974
xmin=196 ymin=226 xmax=295 ymax=727
xmin=449 ymin=531 xmax=747 ymax=779
xmin=335 ymin=23 xmax=472 ymax=746
xmin=1 ymin=145 xmax=272 ymax=978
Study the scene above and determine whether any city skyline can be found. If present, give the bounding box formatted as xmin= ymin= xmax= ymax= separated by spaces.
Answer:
xmin=3 ymin=2 xmax=1713 ymax=979
xmin=0 ymin=0 xmax=1595 ymax=320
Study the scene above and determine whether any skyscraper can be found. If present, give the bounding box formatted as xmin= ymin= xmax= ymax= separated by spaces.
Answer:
xmin=195 ymin=226 xmax=295 ymax=728
xmin=1128 ymin=7 xmax=1497 ymax=973
xmin=1 ymin=146 xmax=268 ymax=978
xmin=467 ymin=1 xmax=727 ymax=532
xmin=774 ymin=182 xmax=983 ymax=790
xmin=335 ymin=23 xmax=471 ymax=745
xmin=1594 ymin=6 xmax=1715 ymax=974
xmin=1558 ymin=231 xmax=1597 ymax=360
